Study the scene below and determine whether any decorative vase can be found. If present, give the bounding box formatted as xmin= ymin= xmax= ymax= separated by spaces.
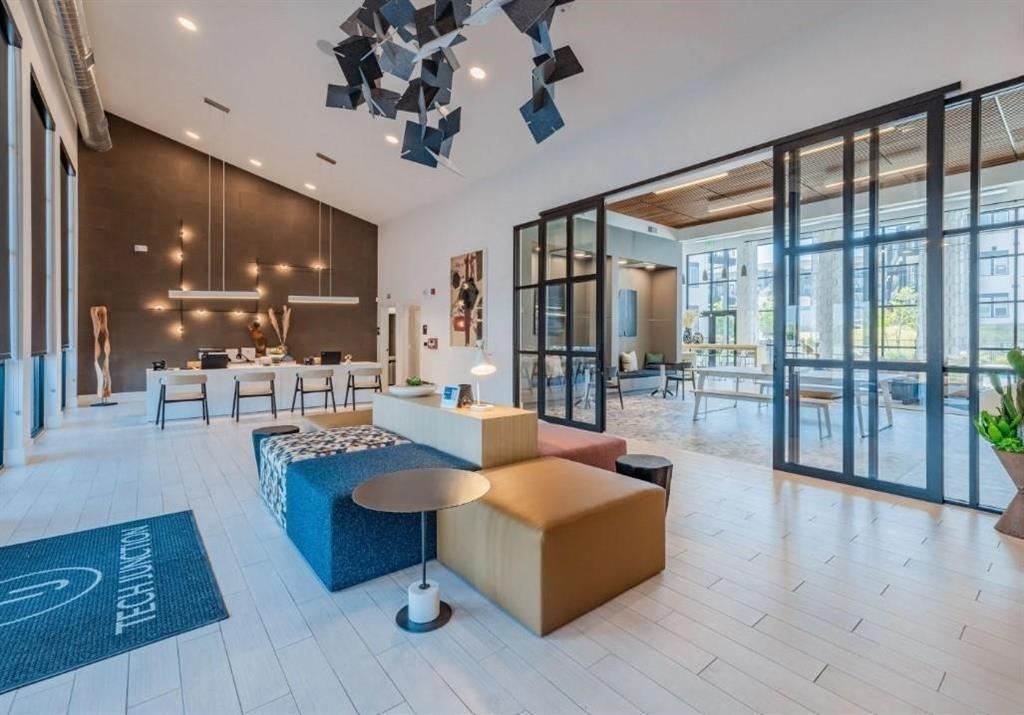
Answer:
xmin=683 ymin=328 xmax=693 ymax=344
xmin=993 ymin=448 xmax=1024 ymax=538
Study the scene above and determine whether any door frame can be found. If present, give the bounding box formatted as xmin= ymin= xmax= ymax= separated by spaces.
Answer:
xmin=771 ymin=95 xmax=946 ymax=503
xmin=513 ymin=199 xmax=607 ymax=432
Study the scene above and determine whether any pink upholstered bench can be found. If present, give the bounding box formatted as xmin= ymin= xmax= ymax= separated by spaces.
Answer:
xmin=537 ymin=421 xmax=627 ymax=472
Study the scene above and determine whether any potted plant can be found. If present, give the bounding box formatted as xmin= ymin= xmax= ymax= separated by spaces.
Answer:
xmin=976 ymin=347 xmax=1024 ymax=537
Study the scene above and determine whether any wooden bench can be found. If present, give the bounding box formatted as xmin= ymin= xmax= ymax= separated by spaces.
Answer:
xmin=692 ymin=388 xmax=839 ymax=440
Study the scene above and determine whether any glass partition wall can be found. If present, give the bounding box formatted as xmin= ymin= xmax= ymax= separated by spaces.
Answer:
xmin=772 ymin=98 xmax=945 ymax=501
xmin=517 ymin=77 xmax=1024 ymax=512
xmin=513 ymin=202 xmax=606 ymax=431
xmin=942 ymin=80 xmax=1024 ymax=510
xmin=771 ymin=79 xmax=1024 ymax=509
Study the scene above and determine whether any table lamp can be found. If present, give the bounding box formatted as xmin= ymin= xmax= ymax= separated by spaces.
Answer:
xmin=469 ymin=344 xmax=497 ymax=411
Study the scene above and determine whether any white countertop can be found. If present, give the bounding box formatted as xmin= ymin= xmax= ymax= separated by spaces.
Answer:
xmin=146 ymin=360 xmax=381 ymax=375
xmin=145 ymin=361 xmax=383 ymax=421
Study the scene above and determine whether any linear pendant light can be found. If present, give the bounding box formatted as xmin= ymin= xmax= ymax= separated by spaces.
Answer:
xmin=170 ymin=99 xmax=259 ymax=302
xmin=169 ymin=289 xmax=260 ymax=300
xmin=287 ymin=295 xmax=359 ymax=305
xmin=288 ymin=158 xmax=359 ymax=306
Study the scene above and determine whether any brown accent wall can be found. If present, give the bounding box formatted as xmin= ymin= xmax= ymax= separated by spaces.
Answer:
xmin=78 ymin=114 xmax=378 ymax=394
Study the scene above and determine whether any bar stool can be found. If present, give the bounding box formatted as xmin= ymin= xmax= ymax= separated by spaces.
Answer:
xmin=232 ymin=371 xmax=277 ymax=422
xmin=344 ymin=366 xmax=383 ymax=411
xmin=291 ymin=368 xmax=336 ymax=415
xmin=156 ymin=373 xmax=209 ymax=429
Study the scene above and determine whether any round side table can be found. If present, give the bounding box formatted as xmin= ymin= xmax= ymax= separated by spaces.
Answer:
xmin=615 ymin=454 xmax=673 ymax=509
xmin=352 ymin=468 xmax=490 ymax=632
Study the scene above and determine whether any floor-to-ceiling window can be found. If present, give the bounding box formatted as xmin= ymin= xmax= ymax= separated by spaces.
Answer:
xmin=29 ymin=78 xmax=52 ymax=437
xmin=60 ymin=144 xmax=74 ymax=411
xmin=685 ymin=248 xmax=738 ymax=346
xmin=0 ymin=8 xmax=15 ymax=465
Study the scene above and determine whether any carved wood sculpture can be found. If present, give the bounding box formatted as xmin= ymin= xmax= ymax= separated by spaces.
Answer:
xmin=248 ymin=320 xmax=268 ymax=357
xmin=90 ymin=306 xmax=112 ymax=401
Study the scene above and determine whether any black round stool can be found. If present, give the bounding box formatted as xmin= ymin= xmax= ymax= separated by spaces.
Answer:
xmin=615 ymin=454 xmax=673 ymax=510
xmin=252 ymin=425 xmax=299 ymax=474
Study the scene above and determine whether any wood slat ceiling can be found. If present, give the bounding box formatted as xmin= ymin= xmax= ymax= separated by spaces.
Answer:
xmin=610 ymin=86 xmax=1024 ymax=229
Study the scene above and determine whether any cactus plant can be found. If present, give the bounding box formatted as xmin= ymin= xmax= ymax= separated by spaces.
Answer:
xmin=977 ymin=348 xmax=1024 ymax=453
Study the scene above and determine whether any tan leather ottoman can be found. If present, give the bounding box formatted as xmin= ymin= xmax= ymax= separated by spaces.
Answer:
xmin=300 ymin=409 xmax=372 ymax=431
xmin=438 ymin=456 xmax=665 ymax=635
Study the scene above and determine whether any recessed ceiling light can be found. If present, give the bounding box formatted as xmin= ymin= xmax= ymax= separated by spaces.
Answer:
xmin=249 ymin=158 xmax=263 ymax=167
xmin=304 ymin=182 xmax=316 ymax=190
xmin=184 ymin=130 xmax=200 ymax=140
xmin=469 ymin=66 xmax=486 ymax=80
xmin=177 ymin=16 xmax=198 ymax=32
xmin=385 ymin=134 xmax=399 ymax=145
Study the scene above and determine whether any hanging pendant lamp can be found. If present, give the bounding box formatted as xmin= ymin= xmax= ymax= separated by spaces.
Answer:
xmin=170 ymin=104 xmax=258 ymax=302
xmin=289 ymin=156 xmax=360 ymax=305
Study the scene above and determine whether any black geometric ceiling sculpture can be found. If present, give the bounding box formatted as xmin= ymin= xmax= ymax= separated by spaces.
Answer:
xmin=324 ymin=0 xmax=583 ymax=170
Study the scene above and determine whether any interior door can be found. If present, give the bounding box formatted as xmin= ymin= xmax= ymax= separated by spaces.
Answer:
xmin=772 ymin=97 xmax=944 ymax=502
xmin=513 ymin=202 xmax=606 ymax=431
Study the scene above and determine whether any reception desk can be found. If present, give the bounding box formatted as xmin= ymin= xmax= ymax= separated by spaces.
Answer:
xmin=145 ymin=362 xmax=382 ymax=422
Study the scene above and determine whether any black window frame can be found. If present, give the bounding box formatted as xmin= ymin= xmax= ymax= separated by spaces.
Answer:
xmin=30 ymin=353 xmax=43 ymax=437
xmin=0 ymin=1 xmax=21 ymax=467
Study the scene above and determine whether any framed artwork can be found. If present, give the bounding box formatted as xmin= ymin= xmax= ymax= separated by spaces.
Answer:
xmin=450 ymin=249 xmax=484 ymax=347
xmin=618 ymin=289 xmax=637 ymax=337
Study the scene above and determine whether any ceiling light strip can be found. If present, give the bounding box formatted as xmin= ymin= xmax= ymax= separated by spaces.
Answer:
xmin=168 ymin=290 xmax=260 ymax=300
xmin=823 ymin=162 xmax=927 ymax=189
xmin=798 ymin=126 xmax=897 ymax=157
xmin=707 ymin=196 xmax=774 ymax=214
xmin=653 ymin=172 xmax=730 ymax=195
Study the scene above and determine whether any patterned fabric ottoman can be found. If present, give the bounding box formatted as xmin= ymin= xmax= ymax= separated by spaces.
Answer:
xmin=286 ymin=443 xmax=477 ymax=591
xmin=259 ymin=425 xmax=409 ymax=527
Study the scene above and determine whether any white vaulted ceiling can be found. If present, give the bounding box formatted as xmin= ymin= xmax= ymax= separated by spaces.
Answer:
xmin=83 ymin=0 xmax=848 ymax=225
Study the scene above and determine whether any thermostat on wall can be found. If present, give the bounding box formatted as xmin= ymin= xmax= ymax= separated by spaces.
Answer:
xmin=134 ymin=244 xmax=148 ymax=253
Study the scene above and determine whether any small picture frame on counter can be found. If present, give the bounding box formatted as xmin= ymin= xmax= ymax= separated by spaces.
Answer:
xmin=439 ymin=384 xmax=460 ymax=409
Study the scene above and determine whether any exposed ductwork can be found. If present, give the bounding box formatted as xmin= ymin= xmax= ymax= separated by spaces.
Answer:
xmin=35 ymin=0 xmax=111 ymax=151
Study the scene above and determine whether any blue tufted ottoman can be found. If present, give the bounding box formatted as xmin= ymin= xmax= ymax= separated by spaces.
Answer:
xmin=285 ymin=443 xmax=477 ymax=591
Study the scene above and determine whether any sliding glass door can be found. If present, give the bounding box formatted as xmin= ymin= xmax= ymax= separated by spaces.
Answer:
xmin=773 ymin=97 xmax=945 ymax=501
xmin=513 ymin=201 xmax=606 ymax=431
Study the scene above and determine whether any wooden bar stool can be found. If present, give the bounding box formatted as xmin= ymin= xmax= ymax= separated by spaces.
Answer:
xmin=344 ymin=366 xmax=382 ymax=411
xmin=291 ymin=368 xmax=336 ymax=415
xmin=156 ymin=373 xmax=209 ymax=429
xmin=232 ymin=371 xmax=277 ymax=422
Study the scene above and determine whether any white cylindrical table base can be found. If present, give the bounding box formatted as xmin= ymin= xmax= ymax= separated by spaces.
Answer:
xmin=407 ymin=580 xmax=440 ymax=623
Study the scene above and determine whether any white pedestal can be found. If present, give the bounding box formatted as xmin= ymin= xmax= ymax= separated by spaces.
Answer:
xmin=407 ymin=580 xmax=440 ymax=623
